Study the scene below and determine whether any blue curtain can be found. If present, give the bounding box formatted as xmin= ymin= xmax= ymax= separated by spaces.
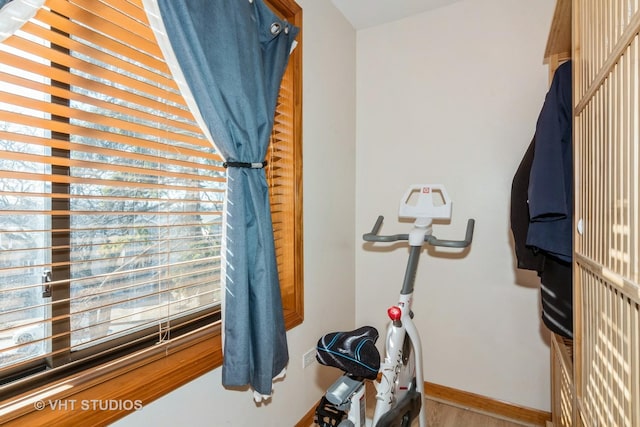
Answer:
xmin=156 ymin=0 xmax=298 ymax=397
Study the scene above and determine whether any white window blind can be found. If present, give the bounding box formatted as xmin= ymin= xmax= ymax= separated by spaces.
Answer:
xmin=0 ymin=0 xmax=224 ymax=387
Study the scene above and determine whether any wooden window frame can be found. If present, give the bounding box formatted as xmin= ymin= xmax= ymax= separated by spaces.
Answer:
xmin=0 ymin=0 xmax=302 ymax=425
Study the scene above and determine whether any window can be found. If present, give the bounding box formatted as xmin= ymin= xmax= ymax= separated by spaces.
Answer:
xmin=0 ymin=0 xmax=302 ymax=425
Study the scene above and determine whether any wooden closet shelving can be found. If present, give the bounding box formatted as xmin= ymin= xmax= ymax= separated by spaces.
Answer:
xmin=545 ymin=1 xmax=640 ymax=426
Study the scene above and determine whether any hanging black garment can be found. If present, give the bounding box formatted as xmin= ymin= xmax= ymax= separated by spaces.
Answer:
xmin=510 ymin=60 xmax=573 ymax=339
xmin=511 ymin=137 xmax=573 ymax=339
xmin=527 ymin=60 xmax=573 ymax=262
xmin=539 ymin=256 xmax=573 ymax=338
xmin=511 ymin=137 xmax=545 ymax=272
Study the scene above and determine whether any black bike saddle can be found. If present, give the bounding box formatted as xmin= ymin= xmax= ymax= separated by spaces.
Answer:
xmin=316 ymin=325 xmax=380 ymax=380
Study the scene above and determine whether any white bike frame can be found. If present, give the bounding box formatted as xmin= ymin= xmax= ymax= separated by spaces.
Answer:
xmin=372 ymin=290 xmax=425 ymax=427
xmin=316 ymin=185 xmax=474 ymax=427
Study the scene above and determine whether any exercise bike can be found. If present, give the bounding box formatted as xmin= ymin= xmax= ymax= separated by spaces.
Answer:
xmin=314 ymin=184 xmax=475 ymax=427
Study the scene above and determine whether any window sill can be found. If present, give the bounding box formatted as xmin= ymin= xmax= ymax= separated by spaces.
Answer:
xmin=0 ymin=308 xmax=302 ymax=427
xmin=0 ymin=323 xmax=222 ymax=427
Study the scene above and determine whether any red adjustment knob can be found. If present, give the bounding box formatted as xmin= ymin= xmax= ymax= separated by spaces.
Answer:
xmin=387 ymin=306 xmax=402 ymax=321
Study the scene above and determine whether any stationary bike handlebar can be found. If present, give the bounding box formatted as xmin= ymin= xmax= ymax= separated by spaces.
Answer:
xmin=363 ymin=216 xmax=475 ymax=248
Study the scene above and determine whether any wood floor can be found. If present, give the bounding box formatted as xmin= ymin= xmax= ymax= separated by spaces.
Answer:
xmin=423 ymin=398 xmax=530 ymax=427
xmin=312 ymin=396 xmax=531 ymax=427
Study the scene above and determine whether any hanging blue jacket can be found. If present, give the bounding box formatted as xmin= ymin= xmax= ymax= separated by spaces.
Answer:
xmin=527 ymin=60 xmax=573 ymax=262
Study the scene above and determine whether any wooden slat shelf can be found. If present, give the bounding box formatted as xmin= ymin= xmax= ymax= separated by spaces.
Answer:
xmin=544 ymin=0 xmax=571 ymax=64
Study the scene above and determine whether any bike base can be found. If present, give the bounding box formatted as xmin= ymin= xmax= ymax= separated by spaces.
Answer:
xmin=375 ymin=384 xmax=422 ymax=427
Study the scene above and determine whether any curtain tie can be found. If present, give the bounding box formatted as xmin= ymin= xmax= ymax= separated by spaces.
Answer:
xmin=223 ymin=160 xmax=268 ymax=169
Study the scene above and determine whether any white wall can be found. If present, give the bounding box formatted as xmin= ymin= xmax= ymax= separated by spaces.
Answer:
xmin=113 ymin=1 xmax=357 ymax=426
xmin=355 ymin=0 xmax=556 ymax=411
xmin=115 ymin=1 xmax=559 ymax=425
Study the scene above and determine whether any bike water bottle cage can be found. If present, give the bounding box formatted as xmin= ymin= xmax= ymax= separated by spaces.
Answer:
xmin=316 ymin=326 xmax=380 ymax=380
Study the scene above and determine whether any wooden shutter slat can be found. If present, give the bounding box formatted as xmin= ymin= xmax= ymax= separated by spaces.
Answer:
xmin=0 ymin=170 xmax=224 ymax=190
xmin=71 ymin=0 xmax=150 ymax=33
xmin=0 ymin=111 xmax=220 ymax=159
xmin=34 ymin=8 xmax=169 ymax=75
xmin=0 ymin=50 xmax=194 ymax=123
xmin=1 ymin=90 xmax=210 ymax=149
xmin=0 ymin=133 xmax=223 ymax=175
xmin=47 ymin=0 xmax=161 ymax=58
xmin=70 ymin=0 xmax=151 ymax=38
xmin=0 ymin=71 xmax=203 ymax=137
xmin=3 ymin=36 xmax=184 ymax=106
xmin=0 ymin=150 xmax=222 ymax=185
xmin=21 ymin=21 xmax=176 ymax=93
xmin=0 ymin=191 xmax=223 ymax=207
